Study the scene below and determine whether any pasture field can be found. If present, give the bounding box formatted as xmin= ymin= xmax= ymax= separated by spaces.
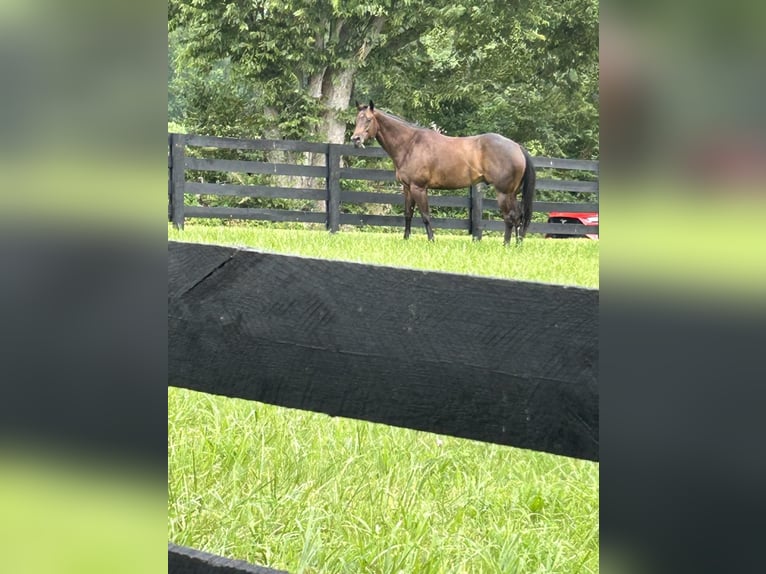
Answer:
xmin=168 ymin=223 xmax=599 ymax=573
xmin=167 ymin=224 xmax=599 ymax=288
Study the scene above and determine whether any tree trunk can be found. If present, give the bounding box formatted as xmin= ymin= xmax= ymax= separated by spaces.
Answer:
xmin=320 ymin=66 xmax=355 ymax=144
xmin=300 ymin=66 xmax=356 ymax=194
xmin=263 ymin=106 xmax=291 ymax=188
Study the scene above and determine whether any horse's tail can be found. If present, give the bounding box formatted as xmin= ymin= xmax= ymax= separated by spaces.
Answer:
xmin=519 ymin=146 xmax=537 ymax=236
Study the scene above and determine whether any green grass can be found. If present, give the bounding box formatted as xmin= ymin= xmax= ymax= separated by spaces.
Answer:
xmin=169 ymin=390 xmax=599 ymax=574
xmin=168 ymin=223 xmax=599 ymax=573
xmin=168 ymin=224 xmax=599 ymax=288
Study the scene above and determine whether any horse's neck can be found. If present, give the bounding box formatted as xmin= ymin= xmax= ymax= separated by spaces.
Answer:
xmin=374 ymin=111 xmax=420 ymax=166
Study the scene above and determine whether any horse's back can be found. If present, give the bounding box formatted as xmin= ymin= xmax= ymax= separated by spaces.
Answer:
xmin=477 ymin=132 xmax=519 ymax=152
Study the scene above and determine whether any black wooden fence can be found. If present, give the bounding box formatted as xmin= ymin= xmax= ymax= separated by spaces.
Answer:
xmin=168 ymin=240 xmax=598 ymax=573
xmin=168 ymin=134 xmax=599 ymax=238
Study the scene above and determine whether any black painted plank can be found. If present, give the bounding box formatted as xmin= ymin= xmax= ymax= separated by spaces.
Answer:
xmin=532 ymin=157 xmax=599 ymax=171
xmin=339 ymin=167 xmax=398 ymax=182
xmin=330 ymin=143 xmax=598 ymax=171
xmin=338 ymin=174 xmax=596 ymax=193
xmin=332 ymin=144 xmax=389 ymax=158
xmin=168 ymin=543 xmax=289 ymax=574
xmin=168 ymin=242 xmax=599 ymax=461
xmin=167 ymin=242 xmax=234 ymax=301
xmin=175 ymin=135 xmax=597 ymax=171
xmin=340 ymin=191 xmax=402 ymax=205
xmin=341 ymin=191 xmax=469 ymax=208
xmin=536 ymin=178 xmax=599 ymax=193
xmin=481 ymin=199 xmax=599 ymax=212
xmin=186 ymin=134 xmax=328 ymax=154
xmin=186 ymin=182 xmax=325 ymax=201
xmin=185 ymin=206 xmax=327 ymax=224
xmin=185 ymin=158 xmax=326 ymax=179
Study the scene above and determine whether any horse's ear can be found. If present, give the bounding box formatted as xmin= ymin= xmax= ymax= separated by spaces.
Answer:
xmin=369 ymin=100 xmax=375 ymax=111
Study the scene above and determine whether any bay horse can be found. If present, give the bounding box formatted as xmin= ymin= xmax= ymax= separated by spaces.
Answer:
xmin=351 ymin=101 xmax=536 ymax=245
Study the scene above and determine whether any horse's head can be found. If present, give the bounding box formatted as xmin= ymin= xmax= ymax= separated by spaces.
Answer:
xmin=351 ymin=100 xmax=378 ymax=148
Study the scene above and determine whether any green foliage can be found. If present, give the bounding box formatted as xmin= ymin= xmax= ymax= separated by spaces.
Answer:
xmin=168 ymin=0 xmax=598 ymax=158
xmin=357 ymin=0 xmax=599 ymax=158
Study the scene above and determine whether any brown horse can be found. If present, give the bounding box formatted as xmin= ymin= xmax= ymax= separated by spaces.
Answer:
xmin=351 ymin=101 xmax=536 ymax=245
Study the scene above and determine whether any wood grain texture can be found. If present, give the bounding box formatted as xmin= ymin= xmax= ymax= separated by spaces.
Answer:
xmin=169 ymin=543 xmax=288 ymax=574
xmin=168 ymin=242 xmax=598 ymax=461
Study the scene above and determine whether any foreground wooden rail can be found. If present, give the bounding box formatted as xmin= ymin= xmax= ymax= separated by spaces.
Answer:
xmin=168 ymin=240 xmax=598 ymax=573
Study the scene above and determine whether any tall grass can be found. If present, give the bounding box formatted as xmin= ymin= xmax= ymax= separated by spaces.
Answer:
xmin=168 ymin=223 xmax=599 ymax=573
xmin=169 ymin=391 xmax=598 ymax=574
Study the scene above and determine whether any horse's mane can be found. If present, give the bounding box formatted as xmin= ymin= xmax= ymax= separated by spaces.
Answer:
xmin=377 ymin=109 xmax=428 ymax=131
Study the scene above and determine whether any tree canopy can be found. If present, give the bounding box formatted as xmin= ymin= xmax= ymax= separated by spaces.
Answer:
xmin=169 ymin=0 xmax=598 ymax=159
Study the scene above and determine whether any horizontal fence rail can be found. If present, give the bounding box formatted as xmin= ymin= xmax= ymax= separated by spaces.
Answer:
xmin=168 ymin=241 xmax=599 ymax=459
xmin=169 ymin=134 xmax=598 ymax=238
xmin=169 ymin=543 xmax=289 ymax=574
xmin=168 ymin=240 xmax=599 ymax=574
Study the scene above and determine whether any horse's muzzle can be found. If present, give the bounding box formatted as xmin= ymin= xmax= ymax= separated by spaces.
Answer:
xmin=351 ymin=136 xmax=365 ymax=149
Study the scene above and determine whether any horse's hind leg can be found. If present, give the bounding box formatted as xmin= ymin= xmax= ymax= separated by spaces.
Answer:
xmin=410 ymin=184 xmax=434 ymax=241
xmin=499 ymin=197 xmax=523 ymax=246
xmin=511 ymin=204 xmax=522 ymax=245
xmin=403 ymin=184 xmax=415 ymax=240
xmin=497 ymin=191 xmax=514 ymax=246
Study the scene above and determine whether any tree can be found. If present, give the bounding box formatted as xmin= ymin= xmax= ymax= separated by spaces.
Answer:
xmin=356 ymin=0 xmax=598 ymax=158
xmin=168 ymin=0 xmax=598 ymax=159
xmin=169 ymin=0 xmax=449 ymax=143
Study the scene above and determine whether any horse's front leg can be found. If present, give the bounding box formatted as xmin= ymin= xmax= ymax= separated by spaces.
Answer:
xmin=410 ymin=184 xmax=434 ymax=241
xmin=403 ymin=184 xmax=414 ymax=240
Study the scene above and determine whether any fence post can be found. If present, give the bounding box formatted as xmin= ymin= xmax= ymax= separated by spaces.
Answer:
xmin=470 ymin=183 xmax=484 ymax=241
xmin=168 ymin=133 xmax=186 ymax=230
xmin=326 ymin=144 xmax=341 ymax=233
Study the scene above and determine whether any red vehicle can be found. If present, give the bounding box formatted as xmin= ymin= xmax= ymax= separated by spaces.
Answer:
xmin=546 ymin=212 xmax=599 ymax=239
